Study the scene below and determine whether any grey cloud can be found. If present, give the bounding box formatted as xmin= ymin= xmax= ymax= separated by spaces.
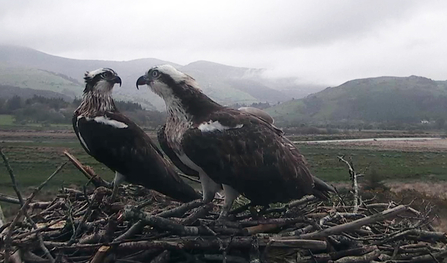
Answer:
xmin=0 ymin=0 xmax=447 ymax=86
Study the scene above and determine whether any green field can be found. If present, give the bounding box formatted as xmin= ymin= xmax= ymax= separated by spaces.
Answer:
xmin=0 ymin=114 xmax=73 ymax=131
xmin=0 ymin=140 xmax=115 ymax=195
xmin=1 ymin=132 xmax=447 ymax=222
xmin=1 ymin=136 xmax=446 ymax=195
xmin=0 ymin=114 xmax=14 ymax=125
xmin=298 ymin=144 xmax=447 ymax=182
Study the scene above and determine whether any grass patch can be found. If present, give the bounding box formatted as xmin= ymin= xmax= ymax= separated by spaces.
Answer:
xmin=0 ymin=114 xmax=14 ymax=125
xmin=0 ymin=114 xmax=72 ymax=130
xmin=298 ymin=144 xmax=447 ymax=182
xmin=0 ymin=140 xmax=115 ymax=195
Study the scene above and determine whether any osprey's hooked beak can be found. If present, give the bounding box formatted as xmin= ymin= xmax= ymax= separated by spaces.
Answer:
xmin=136 ymin=75 xmax=148 ymax=90
xmin=113 ymin=76 xmax=122 ymax=87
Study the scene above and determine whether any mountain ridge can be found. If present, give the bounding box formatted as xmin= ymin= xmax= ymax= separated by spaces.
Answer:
xmin=0 ymin=45 xmax=314 ymax=110
xmin=266 ymin=75 xmax=447 ymax=127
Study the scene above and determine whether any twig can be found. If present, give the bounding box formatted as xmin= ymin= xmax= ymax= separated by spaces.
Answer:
xmin=338 ymin=156 xmax=361 ymax=213
xmin=297 ymin=205 xmax=409 ymax=239
xmin=0 ymin=148 xmax=24 ymax=206
xmin=68 ymin=196 xmax=95 ymax=244
xmin=261 ymin=195 xmax=318 ymax=215
xmin=114 ymin=220 xmax=145 ymax=242
xmin=12 ymin=216 xmax=67 ymax=239
xmin=0 ymin=193 xmax=22 ymax=205
xmin=63 ymin=150 xmax=110 ymax=188
xmin=334 ymin=248 xmax=380 ymax=263
xmin=4 ymin=161 xmax=66 ymax=263
xmin=181 ymin=203 xmax=213 ymax=225
xmin=122 ymin=206 xmax=202 ymax=235
xmin=155 ymin=199 xmax=203 ymax=218
xmin=90 ymin=246 xmax=110 ymax=263
xmin=65 ymin=198 xmax=77 ymax=242
xmin=269 ymin=238 xmax=327 ymax=250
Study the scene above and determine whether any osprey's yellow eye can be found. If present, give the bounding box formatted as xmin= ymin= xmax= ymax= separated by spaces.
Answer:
xmin=151 ymin=70 xmax=159 ymax=78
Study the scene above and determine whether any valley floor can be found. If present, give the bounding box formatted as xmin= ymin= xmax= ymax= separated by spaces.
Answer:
xmin=298 ymin=137 xmax=447 ymax=152
xmin=1 ymin=129 xmax=447 ymax=229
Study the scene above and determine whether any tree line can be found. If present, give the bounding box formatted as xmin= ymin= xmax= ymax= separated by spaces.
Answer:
xmin=0 ymin=95 xmax=166 ymax=128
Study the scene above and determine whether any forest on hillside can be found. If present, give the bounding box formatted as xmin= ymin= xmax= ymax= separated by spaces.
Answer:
xmin=0 ymin=95 xmax=166 ymax=128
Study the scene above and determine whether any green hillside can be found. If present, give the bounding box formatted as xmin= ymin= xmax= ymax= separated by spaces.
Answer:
xmin=0 ymin=65 xmax=82 ymax=98
xmin=0 ymin=45 xmax=301 ymax=110
xmin=266 ymin=76 xmax=447 ymax=127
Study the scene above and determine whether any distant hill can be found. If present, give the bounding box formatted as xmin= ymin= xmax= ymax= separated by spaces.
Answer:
xmin=0 ymin=84 xmax=73 ymax=101
xmin=266 ymin=76 xmax=447 ymax=126
xmin=0 ymin=65 xmax=82 ymax=98
xmin=180 ymin=61 xmax=290 ymax=105
xmin=0 ymin=45 xmax=313 ymax=110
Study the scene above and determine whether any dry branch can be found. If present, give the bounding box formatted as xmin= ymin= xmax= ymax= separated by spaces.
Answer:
xmin=64 ymin=150 xmax=110 ymax=188
xmin=298 ymin=205 xmax=409 ymax=239
xmin=4 ymin=161 xmax=66 ymax=263
xmin=338 ymin=155 xmax=362 ymax=213
xmin=0 ymin=148 xmax=24 ymax=206
xmin=0 ymin=194 xmax=22 ymax=205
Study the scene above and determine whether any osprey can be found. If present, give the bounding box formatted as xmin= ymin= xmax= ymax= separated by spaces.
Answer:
xmin=157 ymin=107 xmax=275 ymax=179
xmin=137 ymin=65 xmax=334 ymax=217
xmin=73 ymin=68 xmax=200 ymax=202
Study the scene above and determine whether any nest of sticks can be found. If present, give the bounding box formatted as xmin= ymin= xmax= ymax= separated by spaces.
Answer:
xmin=0 ymin=151 xmax=446 ymax=263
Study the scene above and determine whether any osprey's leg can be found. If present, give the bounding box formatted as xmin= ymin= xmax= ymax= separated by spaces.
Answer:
xmin=110 ymin=172 xmax=126 ymax=202
xmin=200 ymin=173 xmax=221 ymax=203
xmin=218 ymin=184 xmax=240 ymax=220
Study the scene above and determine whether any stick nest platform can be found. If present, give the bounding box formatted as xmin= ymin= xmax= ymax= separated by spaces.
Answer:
xmin=0 ymin=152 xmax=446 ymax=263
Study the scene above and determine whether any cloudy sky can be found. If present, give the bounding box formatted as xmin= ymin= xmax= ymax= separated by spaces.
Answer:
xmin=1 ymin=0 xmax=447 ymax=85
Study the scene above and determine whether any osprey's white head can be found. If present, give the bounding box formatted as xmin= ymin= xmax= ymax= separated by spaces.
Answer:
xmin=137 ymin=64 xmax=222 ymax=119
xmin=136 ymin=64 xmax=200 ymax=100
xmin=84 ymin=68 xmax=122 ymax=95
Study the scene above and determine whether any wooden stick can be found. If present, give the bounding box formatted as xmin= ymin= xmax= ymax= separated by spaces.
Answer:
xmin=269 ymin=238 xmax=327 ymax=250
xmin=63 ymin=151 xmax=110 ymax=188
xmin=90 ymin=246 xmax=110 ymax=263
xmin=377 ymin=229 xmax=446 ymax=244
xmin=42 ymin=235 xmax=330 ymax=252
xmin=181 ymin=203 xmax=213 ymax=225
xmin=4 ymin=161 xmax=66 ymax=263
xmin=155 ymin=199 xmax=203 ymax=218
xmin=0 ymin=193 xmax=22 ymax=205
xmin=240 ymin=217 xmax=307 ymax=227
xmin=402 ymin=247 xmax=447 ymax=263
xmin=122 ymin=207 xmax=203 ymax=235
xmin=113 ymin=220 xmax=145 ymax=242
xmin=338 ymin=156 xmax=360 ymax=213
xmin=289 ymin=195 xmax=318 ymax=208
xmin=0 ymin=148 xmax=24 ymax=206
xmin=12 ymin=217 xmax=67 ymax=239
xmin=334 ymin=248 xmax=380 ymax=263
xmin=330 ymin=246 xmax=378 ymax=261
xmin=298 ymin=205 xmax=409 ymax=239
